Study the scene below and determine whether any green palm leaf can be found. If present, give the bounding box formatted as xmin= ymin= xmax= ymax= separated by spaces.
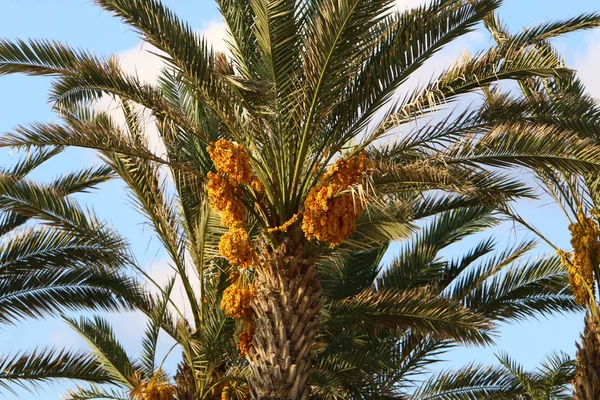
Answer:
xmin=324 ymin=288 xmax=494 ymax=345
xmin=65 ymin=316 xmax=141 ymax=388
xmin=0 ymin=349 xmax=110 ymax=394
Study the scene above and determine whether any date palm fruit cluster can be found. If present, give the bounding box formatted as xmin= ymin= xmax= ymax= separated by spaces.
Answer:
xmin=141 ymin=377 xmax=176 ymax=400
xmin=557 ymin=210 xmax=600 ymax=306
xmin=208 ymin=139 xmax=259 ymax=356
xmin=302 ymin=152 xmax=370 ymax=247
xmin=220 ymin=381 xmax=246 ymax=400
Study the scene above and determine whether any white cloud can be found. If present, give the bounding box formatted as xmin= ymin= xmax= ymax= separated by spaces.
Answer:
xmin=113 ymin=19 xmax=229 ymax=83
xmin=575 ymin=31 xmax=600 ymax=100
xmin=118 ymin=42 xmax=167 ymax=84
xmin=199 ymin=20 xmax=229 ymax=54
xmin=396 ymin=0 xmax=430 ymax=10
xmin=93 ymin=19 xmax=229 ymax=158
xmin=115 ymin=19 xmax=228 ymax=86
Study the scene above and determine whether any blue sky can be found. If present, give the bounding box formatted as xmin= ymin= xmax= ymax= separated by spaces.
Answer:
xmin=1 ymin=0 xmax=600 ymax=398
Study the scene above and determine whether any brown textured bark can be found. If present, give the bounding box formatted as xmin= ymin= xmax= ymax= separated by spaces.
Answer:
xmin=573 ymin=315 xmax=600 ymax=400
xmin=248 ymin=238 xmax=322 ymax=399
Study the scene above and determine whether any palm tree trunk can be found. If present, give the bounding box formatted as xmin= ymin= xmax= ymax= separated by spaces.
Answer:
xmin=573 ymin=314 xmax=600 ymax=399
xmin=248 ymin=239 xmax=321 ymax=399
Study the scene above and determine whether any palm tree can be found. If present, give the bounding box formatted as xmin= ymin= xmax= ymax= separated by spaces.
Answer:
xmin=476 ymin=11 xmax=600 ymax=399
xmin=0 ymin=147 xmax=142 ymax=393
xmin=2 ymin=0 xmax=600 ymax=397
xmin=508 ymin=121 xmax=600 ymax=399
xmin=1 ymin=197 xmax=581 ymax=398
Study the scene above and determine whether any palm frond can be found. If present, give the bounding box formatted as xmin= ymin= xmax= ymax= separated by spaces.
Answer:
xmin=0 ymin=147 xmax=63 ymax=177
xmin=324 ymin=288 xmax=494 ymax=345
xmin=139 ymin=277 xmax=176 ymax=377
xmin=463 ymin=255 xmax=581 ymax=322
xmin=0 ymin=174 xmax=128 ymax=255
xmin=0 ymin=227 xmax=140 ymax=325
xmin=215 ymin=0 xmax=260 ymax=79
xmin=0 ymin=349 xmax=110 ymax=394
xmin=511 ymin=12 xmax=600 ymax=45
xmin=65 ymin=385 xmax=131 ymax=400
xmin=0 ymin=162 xmax=113 ymax=236
xmin=0 ymin=38 xmax=99 ymax=76
xmin=66 ymin=385 xmax=129 ymax=400
xmin=338 ymin=0 xmax=501 ymax=141
xmin=371 ymin=41 xmax=571 ymax=144
xmin=65 ymin=316 xmax=141 ymax=388
xmin=318 ymin=245 xmax=386 ymax=300
xmin=377 ymin=206 xmax=498 ymax=290
xmin=411 ymin=363 xmax=521 ymax=400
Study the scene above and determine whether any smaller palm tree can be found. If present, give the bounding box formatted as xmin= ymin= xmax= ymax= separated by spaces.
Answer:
xmin=470 ymin=12 xmax=600 ymax=398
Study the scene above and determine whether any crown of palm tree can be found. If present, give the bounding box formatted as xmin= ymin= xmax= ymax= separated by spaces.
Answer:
xmin=1 ymin=0 xmax=600 ymax=398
